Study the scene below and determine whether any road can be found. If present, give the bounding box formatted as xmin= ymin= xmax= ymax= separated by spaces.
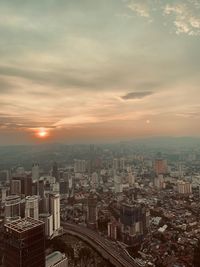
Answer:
xmin=61 ymin=222 xmax=141 ymax=267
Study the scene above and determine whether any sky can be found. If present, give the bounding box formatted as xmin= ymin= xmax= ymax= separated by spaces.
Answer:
xmin=0 ymin=0 xmax=200 ymax=144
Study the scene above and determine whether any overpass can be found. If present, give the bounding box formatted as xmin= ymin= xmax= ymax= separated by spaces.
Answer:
xmin=61 ymin=222 xmax=141 ymax=267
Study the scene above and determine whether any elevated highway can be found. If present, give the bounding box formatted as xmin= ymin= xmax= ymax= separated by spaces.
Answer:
xmin=61 ymin=222 xmax=141 ymax=267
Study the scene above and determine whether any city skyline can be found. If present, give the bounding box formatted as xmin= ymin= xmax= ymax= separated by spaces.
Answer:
xmin=0 ymin=0 xmax=200 ymax=144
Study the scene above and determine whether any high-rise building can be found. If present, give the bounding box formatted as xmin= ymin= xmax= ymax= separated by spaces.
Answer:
xmin=39 ymin=213 xmax=53 ymax=238
xmin=74 ymin=160 xmax=86 ymax=173
xmin=177 ymin=180 xmax=192 ymax=194
xmin=12 ymin=175 xmax=32 ymax=196
xmin=32 ymin=163 xmax=40 ymax=182
xmin=49 ymin=193 xmax=60 ymax=232
xmin=5 ymin=195 xmax=21 ymax=222
xmin=52 ymin=162 xmax=59 ymax=182
xmin=25 ymin=195 xmax=39 ymax=220
xmin=154 ymin=159 xmax=168 ymax=175
xmin=114 ymin=174 xmax=122 ymax=193
xmin=113 ymin=158 xmax=126 ymax=171
xmin=10 ymin=179 xmax=21 ymax=195
xmin=154 ymin=174 xmax=165 ymax=189
xmin=120 ymin=203 xmax=148 ymax=246
xmin=0 ymin=187 xmax=7 ymax=202
xmin=87 ymin=193 xmax=98 ymax=230
xmin=4 ymin=217 xmax=45 ymax=267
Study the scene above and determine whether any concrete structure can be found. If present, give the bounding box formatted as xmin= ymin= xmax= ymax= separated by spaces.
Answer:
xmin=10 ymin=179 xmax=21 ymax=195
xmin=32 ymin=163 xmax=40 ymax=182
xmin=0 ymin=187 xmax=8 ymax=202
xmin=12 ymin=175 xmax=32 ymax=196
xmin=25 ymin=195 xmax=39 ymax=220
xmin=114 ymin=175 xmax=123 ymax=193
xmin=177 ymin=180 xmax=192 ymax=194
xmin=39 ymin=213 xmax=53 ymax=238
xmin=74 ymin=159 xmax=86 ymax=173
xmin=46 ymin=251 xmax=68 ymax=267
xmin=4 ymin=217 xmax=45 ymax=267
xmin=154 ymin=174 xmax=165 ymax=189
xmin=154 ymin=159 xmax=168 ymax=175
xmin=120 ymin=203 xmax=148 ymax=246
xmin=87 ymin=193 xmax=98 ymax=229
xmin=5 ymin=195 xmax=21 ymax=221
xmin=49 ymin=193 xmax=60 ymax=231
xmin=62 ymin=222 xmax=139 ymax=267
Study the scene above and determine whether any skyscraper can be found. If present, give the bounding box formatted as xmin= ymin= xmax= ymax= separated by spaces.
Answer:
xmin=87 ymin=193 xmax=98 ymax=230
xmin=25 ymin=195 xmax=39 ymax=220
xmin=4 ymin=217 xmax=45 ymax=267
xmin=154 ymin=159 xmax=168 ymax=175
xmin=49 ymin=193 xmax=60 ymax=232
xmin=5 ymin=195 xmax=21 ymax=222
xmin=32 ymin=163 xmax=40 ymax=182
xmin=52 ymin=162 xmax=59 ymax=182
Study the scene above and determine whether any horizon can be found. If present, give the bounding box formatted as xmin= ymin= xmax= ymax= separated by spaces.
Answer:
xmin=0 ymin=0 xmax=200 ymax=144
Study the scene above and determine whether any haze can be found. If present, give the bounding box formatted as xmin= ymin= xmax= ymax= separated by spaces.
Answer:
xmin=0 ymin=0 xmax=200 ymax=144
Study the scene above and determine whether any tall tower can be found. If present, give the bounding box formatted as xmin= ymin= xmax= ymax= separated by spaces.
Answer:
xmin=52 ymin=162 xmax=59 ymax=182
xmin=49 ymin=193 xmax=60 ymax=232
xmin=32 ymin=163 xmax=40 ymax=196
xmin=32 ymin=163 xmax=40 ymax=182
xmin=25 ymin=195 xmax=39 ymax=220
xmin=4 ymin=217 xmax=45 ymax=267
xmin=87 ymin=193 xmax=98 ymax=230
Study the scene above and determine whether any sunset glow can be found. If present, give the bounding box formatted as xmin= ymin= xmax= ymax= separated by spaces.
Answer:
xmin=37 ymin=129 xmax=48 ymax=138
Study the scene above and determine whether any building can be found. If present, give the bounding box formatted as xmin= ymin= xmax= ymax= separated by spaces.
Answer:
xmin=114 ymin=174 xmax=123 ymax=193
xmin=128 ymin=172 xmax=135 ymax=186
xmin=177 ymin=180 xmax=192 ymax=194
xmin=32 ymin=163 xmax=40 ymax=182
xmin=108 ymin=220 xmax=120 ymax=240
xmin=49 ymin=193 xmax=60 ymax=232
xmin=25 ymin=195 xmax=39 ymax=220
xmin=5 ymin=195 xmax=21 ymax=221
xmin=12 ymin=175 xmax=32 ymax=196
xmin=4 ymin=217 xmax=45 ymax=267
xmin=120 ymin=203 xmax=148 ymax=246
xmin=46 ymin=251 xmax=68 ymax=267
xmin=74 ymin=159 xmax=86 ymax=173
xmin=39 ymin=213 xmax=53 ymax=238
xmin=52 ymin=162 xmax=59 ymax=182
xmin=154 ymin=159 xmax=168 ymax=175
xmin=87 ymin=193 xmax=98 ymax=229
xmin=154 ymin=174 xmax=165 ymax=189
xmin=10 ymin=179 xmax=21 ymax=195
xmin=0 ymin=187 xmax=7 ymax=202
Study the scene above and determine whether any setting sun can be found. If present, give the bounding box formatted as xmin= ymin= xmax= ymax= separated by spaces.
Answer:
xmin=37 ymin=128 xmax=48 ymax=138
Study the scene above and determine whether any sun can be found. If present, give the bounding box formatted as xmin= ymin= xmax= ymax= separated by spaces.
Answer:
xmin=37 ymin=128 xmax=48 ymax=138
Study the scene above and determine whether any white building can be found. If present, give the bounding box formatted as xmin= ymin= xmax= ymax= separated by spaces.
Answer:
xmin=177 ymin=180 xmax=192 ymax=194
xmin=25 ymin=195 xmax=39 ymax=220
xmin=154 ymin=174 xmax=165 ymax=189
xmin=32 ymin=163 xmax=40 ymax=182
xmin=46 ymin=251 xmax=68 ymax=267
xmin=49 ymin=193 xmax=60 ymax=231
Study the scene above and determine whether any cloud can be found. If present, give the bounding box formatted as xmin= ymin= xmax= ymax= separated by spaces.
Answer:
xmin=163 ymin=2 xmax=200 ymax=35
xmin=121 ymin=91 xmax=153 ymax=100
xmin=127 ymin=1 xmax=150 ymax=18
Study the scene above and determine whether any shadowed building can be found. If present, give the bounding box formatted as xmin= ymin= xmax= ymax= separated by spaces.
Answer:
xmin=4 ymin=217 xmax=45 ymax=267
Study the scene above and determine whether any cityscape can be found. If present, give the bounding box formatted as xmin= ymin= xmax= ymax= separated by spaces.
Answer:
xmin=0 ymin=140 xmax=200 ymax=267
xmin=0 ymin=0 xmax=200 ymax=266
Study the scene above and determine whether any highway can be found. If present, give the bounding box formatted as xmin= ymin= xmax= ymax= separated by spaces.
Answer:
xmin=61 ymin=222 xmax=141 ymax=267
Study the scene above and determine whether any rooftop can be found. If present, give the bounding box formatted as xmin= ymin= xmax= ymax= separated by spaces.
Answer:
xmin=5 ymin=217 xmax=44 ymax=233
